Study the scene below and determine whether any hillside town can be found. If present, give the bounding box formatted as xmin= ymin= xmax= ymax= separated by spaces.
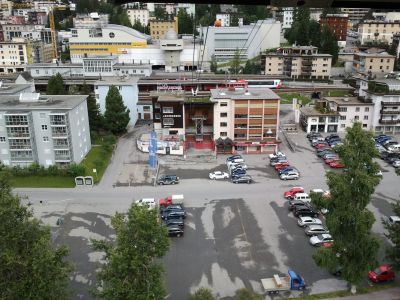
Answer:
xmin=0 ymin=1 xmax=400 ymax=300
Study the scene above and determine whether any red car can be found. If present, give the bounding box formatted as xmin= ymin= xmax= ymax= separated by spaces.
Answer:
xmin=275 ymin=162 xmax=290 ymax=170
xmin=330 ymin=161 xmax=345 ymax=168
xmin=324 ymin=158 xmax=340 ymax=164
xmin=283 ymin=187 xmax=305 ymax=199
xmin=368 ymin=265 xmax=395 ymax=283
xmin=315 ymin=143 xmax=330 ymax=149
xmin=321 ymin=242 xmax=333 ymax=248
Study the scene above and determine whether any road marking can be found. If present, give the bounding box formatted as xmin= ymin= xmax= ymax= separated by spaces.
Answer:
xmin=236 ymin=202 xmax=254 ymax=263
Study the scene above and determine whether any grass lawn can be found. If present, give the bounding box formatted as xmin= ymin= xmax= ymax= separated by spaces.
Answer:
xmin=277 ymin=92 xmax=311 ymax=105
xmin=81 ymin=144 xmax=114 ymax=184
xmin=323 ymin=90 xmax=353 ymax=97
xmin=10 ymin=176 xmax=75 ymax=188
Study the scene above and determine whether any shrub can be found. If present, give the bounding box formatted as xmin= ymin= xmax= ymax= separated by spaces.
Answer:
xmin=47 ymin=165 xmax=59 ymax=176
xmin=66 ymin=163 xmax=86 ymax=177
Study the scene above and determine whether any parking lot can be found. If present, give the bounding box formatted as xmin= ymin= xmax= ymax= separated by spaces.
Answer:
xmin=21 ymin=131 xmax=400 ymax=300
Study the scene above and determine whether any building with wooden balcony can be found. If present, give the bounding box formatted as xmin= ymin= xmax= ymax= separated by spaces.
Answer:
xmin=358 ymin=20 xmax=400 ymax=45
xmin=210 ymin=87 xmax=280 ymax=154
xmin=0 ymin=93 xmax=91 ymax=167
xmin=352 ymin=49 xmax=395 ymax=75
xmin=262 ymin=46 xmax=332 ymax=79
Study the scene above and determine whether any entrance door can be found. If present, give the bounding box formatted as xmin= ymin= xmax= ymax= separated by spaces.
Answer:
xmin=144 ymin=113 xmax=150 ymax=120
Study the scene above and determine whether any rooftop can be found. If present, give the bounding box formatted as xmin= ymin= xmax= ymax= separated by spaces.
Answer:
xmin=0 ymin=94 xmax=87 ymax=111
xmin=356 ymin=51 xmax=395 ymax=58
xmin=94 ymin=76 xmax=139 ymax=86
xmin=324 ymin=96 xmax=373 ymax=106
xmin=210 ymin=88 xmax=280 ymax=100
xmin=0 ymin=84 xmax=32 ymax=95
xmin=300 ymin=106 xmax=340 ymax=117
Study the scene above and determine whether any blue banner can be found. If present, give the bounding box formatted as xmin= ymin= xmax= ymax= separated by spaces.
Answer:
xmin=149 ymin=130 xmax=157 ymax=169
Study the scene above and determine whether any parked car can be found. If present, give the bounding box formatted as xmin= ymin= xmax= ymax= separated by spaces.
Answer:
xmin=269 ymin=151 xmax=286 ymax=159
xmin=284 ymin=186 xmax=305 ymax=199
xmin=311 ymin=137 xmax=325 ymax=144
xmin=294 ymin=206 xmax=319 ymax=218
xmin=280 ymin=171 xmax=300 ymax=180
xmin=232 ymin=175 xmax=253 ymax=184
xmin=293 ymin=193 xmax=311 ymax=202
xmin=368 ymin=265 xmax=395 ymax=283
xmin=387 ymin=144 xmax=400 ymax=152
xmin=393 ymin=160 xmax=400 ymax=168
xmin=275 ymin=162 xmax=290 ymax=170
xmin=304 ymin=225 xmax=329 ymax=236
xmin=231 ymin=168 xmax=247 ymax=176
xmin=161 ymin=209 xmax=186 ymax=220
xmin=279 ymin=167 xmax=299 ymax=175
xmin=329 ymin=161 xmax=345 ymax=168
xmin=270 ymin=158 xmax=289 ymax=166
xmin=324 ymin=157 xmax=340 ymax=164
xmin=157 ymin=175 xmax=179 ymax=185
xmin=325 ymin=134 xmax=340 ymax=142
xmin=160 ymin=204 xmax=184 ymax=213
xmin=312 ymin=140 xmax=329 ymax=147
xmin=317 ymin=149 xmax=334 ymax=157
xmin=226 ymin=155 xmax=243 ymax=162
xmin=227 ymin=158 xmax=245 ymax=166
xmin=165 ymin=218 xmax=184 ymax=228
xmin=322 ymin=153 xmax=339 ymax=160
xmin=209 ymin=171 xmax=229 ymax=180
xmin=229 ymin=162 xmax=248 ymax=170
xmin=388 ymin=215 xmax=400 ymax=225
xmin=309 ymin=234 xmax=334 ymax=246
xmin=307 ymin=132 xmax=322 ymax=140
xmin=297 ymin=216 xmax=323 ymax=227
xmin=315 ymin=142 xmax=330 ymax=149
xmin=167 ymin=225 xmax=184 ymax=237
xmin=288 ymin=199 xmax=307 ymax=211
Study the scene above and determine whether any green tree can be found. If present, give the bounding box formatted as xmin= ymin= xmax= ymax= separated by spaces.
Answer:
xmin=321 ymin=7 xmax=341 ymax=17
xmin=154 ymin=5 xmax=167 ymax=20
xmin=196 ymin=4 xmax=220 ymax=26
xmin=229 ymin=48 xmax=241 ymax=75
xmin=87 ymin=94 xmax=103 ymax=131
xmin=309 ymin=20 xmax=321 ymax=47
xmin=285 ymin=7 xmax=311 ymax=46
xmin=231 ymin=14 xmax=239 ymax=26
xmin=236 ymin=288 xmax=263 ymax=300
xmin=91 ymin=204 xmax=170 ymax=300
xmin=210 ymin=55 xmax=218 ymax=73
xmin=47 ymin=73 xmax=65 ymax=95
xmin=177 ymin=8 xmax=194 ymax=34
xmin=188 ymin=288 xmax=215 ymax=300
xmin=60 ymin=46 xmax=70 ymax=62
xmin=383 ymin=201 xmax=400 ymax=271
xmin=104 ymin=86 xmax=130 ymax=135
xmin=313 ymin=122 xmax=381 ymax=294
xmin=319 ymin=24 xmax=340 ymax=64
xmin=0 ymin=172 xmax=73 ymax=299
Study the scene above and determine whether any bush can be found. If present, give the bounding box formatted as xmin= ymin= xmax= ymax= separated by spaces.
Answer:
xmin=47 ymin=165 xmax=59 ymax=176
xmin=66 ymin=163 xmax=86 ymax=177
xmin=102 ymin=134 xmax=117 ymax=146
xmin=188 ymin=288 xmax=214 ymax=300
xmin=236 ymin=289 xmax=263 ymax=300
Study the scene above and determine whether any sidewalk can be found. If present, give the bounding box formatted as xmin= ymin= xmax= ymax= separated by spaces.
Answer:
xmin=325 ymin=287 xmax=400 ymax=300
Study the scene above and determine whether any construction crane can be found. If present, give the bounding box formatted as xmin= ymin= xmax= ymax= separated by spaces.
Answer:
xmin=49 ymin=5 xmax=68 ymax=60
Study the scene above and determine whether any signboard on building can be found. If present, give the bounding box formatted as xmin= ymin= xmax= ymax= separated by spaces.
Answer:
xmin=157 ymin=83 xmax=182 ymax=92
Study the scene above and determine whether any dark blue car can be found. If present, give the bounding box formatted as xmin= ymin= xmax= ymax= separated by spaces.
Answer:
xmin=279 ymin=167 xmax=298 ymax=175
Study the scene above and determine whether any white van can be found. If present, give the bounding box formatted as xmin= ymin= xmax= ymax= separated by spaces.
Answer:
xmin=294 ymin=193 xmax=311 ymax=202
xmin=387 ymin=144 xmax=400 ymax=152
xmin=227 ymin=158 xmax=245 ymax=166
xmin=135 ymin=198 xmax=156 ymax=210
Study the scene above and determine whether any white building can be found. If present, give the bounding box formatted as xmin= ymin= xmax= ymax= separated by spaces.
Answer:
xmin=94 ymin=77 xmax=140 ymax=126
xmin=0 ymin=0 xmax=12 ymax=18
xmin=177 ymin=3 xmax=195 ymax=16
xmin=200 ymin=19 xmax=281 ymax=63
xmin=216 ymin=14 xmax=230 ymax=27
xmin=1 ymin=24 xmax=52 ymax=44
xmin=127 ymin=9 xmax=149 ymax=26
xmin=0 ymin=93 xmax=91 ymax=167
xmin=282 ymin=8 xmax=294 ymax=30
xmin=373 ymin=11 xmax=400 ymax=22
xmin=300 ymin=106 xmax=340 ymax=133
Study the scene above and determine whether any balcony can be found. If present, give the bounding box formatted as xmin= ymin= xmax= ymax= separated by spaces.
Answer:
xmin=54 ymin=156 xmax=71 ymax=161
xmin=358 ymin=96 xmax=373 ymax=103
xmin=379 ymin=119 xmax=400 ymax=124
xmin=301 ymin=66 xmax=312 ymax=72
xmin=380 ymin=109 xmax=400 ymax=115
xmin=382 ymin=101 xmax=400 ymax=106
xmin=302 ymin=59 xmax=312 ymax=66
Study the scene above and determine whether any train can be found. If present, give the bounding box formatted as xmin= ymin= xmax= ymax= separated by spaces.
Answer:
xmin=226 ymin=79 xmax=282 ymax=89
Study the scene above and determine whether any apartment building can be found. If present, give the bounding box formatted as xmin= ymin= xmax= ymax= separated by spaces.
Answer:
xmin=127 ymin=9 xmax=149 ymax=27
xmin=149 ymin=17 xmax=178 ymax=39
xmin=0 ymin=0 xmax=12 ymax=19
xmin=73 ymin=13 xmax=109 ymax=29
xmin=2 ymin=24 xmax=51 ymax=44
xmin=358 ymin=20 xmax=400 ymax=45
xmin=262 ymin=46 xmax=332 ymax=79
xmin=69 ymin=24 xmax=150 ymax=64
xmin=300 ymin=106 xmax=340 ymax=133
xmin=340 ymin=8 xmax=369 ymax=27
xmin=210 ymin=87 xmax=280 ymax=154
xmin=325 ymin=97 xmax=374 ymax=131
xmin=281 ymin=8 xmax=294 ymax=31
xmin=352 ymin=50 xmax=395 ymax=75
xmin=0 ymin=93 xmax=91 ymax=167
xmin=216 ymin=14 xmax=230 ymax=27
xmin=319 ymin=14 xmax=348 ymax=47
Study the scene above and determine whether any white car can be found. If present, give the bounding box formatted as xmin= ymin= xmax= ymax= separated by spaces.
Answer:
xmin=209 ymin=171 xmax=229 ymax=180
xmin=297 ymin=216 xmax=323 ymax=227
xmin=393 ymin=160 xmax=400 ymax=168
xmin=229 ymin=162 xmax=248 ymax=170
xmin=280 ymin=172 xmax=299 ymax=180
xmin=269 ymin=151 xmax=285 ymax=159
xmin=310 ymin=234 xmax=333 ymax=246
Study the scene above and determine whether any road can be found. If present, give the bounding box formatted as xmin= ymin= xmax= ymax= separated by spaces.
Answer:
xmin=15 ymin=130 xmax=400 ymax=300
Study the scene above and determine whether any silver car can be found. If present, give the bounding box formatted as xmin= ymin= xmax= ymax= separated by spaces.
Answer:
xmin=297 ymin=216 xmax=323 ymax=227
xmin=304 ymin=225 xmax=329 ymax=236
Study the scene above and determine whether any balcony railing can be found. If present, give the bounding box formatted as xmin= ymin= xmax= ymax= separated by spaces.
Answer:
xmin=7 ymin=132 xmax=30 ymax=138
xmin=380 ymin=109 xmax=400 ymax=115
xmin=358 ymin=96 xmax=373 ymax=103
xmin=302 ymin=60 xmax=312 ymax=66
xmin=382 ymin=101 xmax=400 ymax=106
xmin=55 ymin=156 xmax=71 ymax=161
xmin=379 ymin=119 xmax=400 ymax=124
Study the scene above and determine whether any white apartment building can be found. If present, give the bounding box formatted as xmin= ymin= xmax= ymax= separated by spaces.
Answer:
xmin=0 ymin=93 xmax=91 ymax=167
xmin=373 ymin=11 xmax=400 ymax=22
xmin=281 ymin=8 xmax=294 ymax=30
xmin=325 ymin=97 xmax=374 ymax=131
xmin=33 ymin=1 xmax=56 ymax=14
xmin=2 ymin=24 xmax=52 ymax=44
xmin=127 ymin=9 xmax=149 ymax=26
xmin=0 ymin=0 xmax=13 ymax=18
xmin=216 ymin=14 xmax=230 ymax=27
xmin=0 ymin=40 xmax=28 ymax=73
xmin=358 ymin=20 xmax=400 ymax=45
xmin=340 ymin=8 xmax=369 ymax=26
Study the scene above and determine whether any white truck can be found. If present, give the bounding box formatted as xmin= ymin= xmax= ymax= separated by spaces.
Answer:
xmin=261 ymin=270 xmax=305 ymax=294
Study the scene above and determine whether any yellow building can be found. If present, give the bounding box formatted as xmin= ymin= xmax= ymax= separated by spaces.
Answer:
xmin=69 ymin=24 xmax=150 ymax=63
xmin=149 ymin=17 xmax=178 ymax=39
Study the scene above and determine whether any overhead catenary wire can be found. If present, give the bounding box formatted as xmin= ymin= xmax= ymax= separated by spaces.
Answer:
xmin=237 ymin=19 xmax=265 ymax=64
xmin=196 ymin=25 xmax=209 ymax=82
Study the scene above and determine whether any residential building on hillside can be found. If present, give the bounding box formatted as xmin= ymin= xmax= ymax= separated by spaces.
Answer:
xmin=262 ymin=46 xmax=332 ymax=79
xmin=94 ymin=77 xmax=140 ymax=126
xmin=0 ymin=82 xmax=33 ymax=95
xmin=200 ymin=19 xmax=281 ymax=63
xmin=73 ymin=13 xmax=109 ymax=29
xmin=0 ymin=0 xmax=12 ymax=19
xmin=211 ymin=87 xmax=280 ymax=154
xmin=358 ymin=20 xmax=400 ymax=45
xmin=1 ymin=24 xmax=52 ymax=44
xmin=216 ymin=14 xmax=230 ymax=27
xmin=280 ymin=8 xmax=294 ymax=31
xmin=127 ymin=9 xmax=149 ymax=26
xmin=0 ymin=93 xmax=91 ymax=167
xmin=149 ymin=17 xmax=178 ymax=39
xmin=325 ymin=96 xmax=374 ymax=131
xmin=340 ymin=8 xmax=369 ymax=26
xmin=69 ymin=24 xmax=151 ymax=64
xmin=352 ymin=50 xmax=395 ymax=75
xmin=373 ymin=11 xmax=400 ymax=22
xmin=310 ymin=8 xmax=324 ymax=21
xmin=319 ymin=14 xmax=348 ymax=47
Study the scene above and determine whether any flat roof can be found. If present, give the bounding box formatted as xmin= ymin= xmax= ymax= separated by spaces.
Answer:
xmin=0 ymin=84 xmax=32 ymax=95
xmin=94 ymin=76 xmax=139 ymax=85
xmin=0 ymin=95 xmax=87 ymax=111
xmin=356 ymin=52 xmax=395 ymax=58
xmin=300 ymin=106 xmax=340 ymax=117
xmin=265 ymin=53 xmax=332 ymax=57
xmin=324 ymin=96 xmax=373 ymax=105
xmin=210 ymin=88 xmax=280 ymax=100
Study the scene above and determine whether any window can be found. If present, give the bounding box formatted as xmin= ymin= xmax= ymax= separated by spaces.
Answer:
xmin=43 ymin=136 xmax=49 ymax=142
xmin=0 ymin=137 xmax=5 ymax=142
xmin=365 ymin=107 xmax=369 ymax=112
xmin=162 ymin=107 xmax=173 ymax=114
xmin=220 ymin=122 xmax=227 ymax=127
xmin=220 ymin=112 xmax=227 ymax=117
xmin=340 ymin=116 xmax=346 ymax=120
xmin=341 ymin=124 xmax=346 ymax=128
xmin=339 ymin=107 xmax=347 ymax=112
xmin=363 ymin=124 xmax=368 ymax=128
xmin=41 ymin=125 xmax=47 ymax=130
xmin=109 ymin=32 xmax=115 ymax=38
xmin=354 ymin=116 xmax=359 ymax=120
xmin=163 ymin=118 xmax=174 ymax=126
xmin=364 ymin=115 xmax=368 ymax=120
xmin=220 ymin=132 xmax=227 ymax=137
xmin=155 ymin=113 xmax=161 ymax=120
xmin=220 ymin=102 xmax=228 ymax=107
xmin=355 ymin=107 xmax=360 ymax=112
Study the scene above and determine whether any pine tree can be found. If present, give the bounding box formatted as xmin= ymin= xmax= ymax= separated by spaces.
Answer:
xmin=87 ymin=94 xmax=103 ymax=131
xmin=229 ymin=49 xmax=241 ymax=75
xmin=319 ymin=25 xmax=340 ymax=64
xmin=210 ymin=55 xmax=218 ymax=73
xmin=0 ymin=172 xmax=73 ymax=299
xmin=313 ymin=122 xmax=381 ymax=294
xmin=91 ymin=204 xmax=170 ymax=300
xmin=103 ymin=85 xmax=130 ymax=135
xmin=177 ymin=8 xmax=194 ymax=34
xmin=47 ymin=73 xmax=65 ymax=95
